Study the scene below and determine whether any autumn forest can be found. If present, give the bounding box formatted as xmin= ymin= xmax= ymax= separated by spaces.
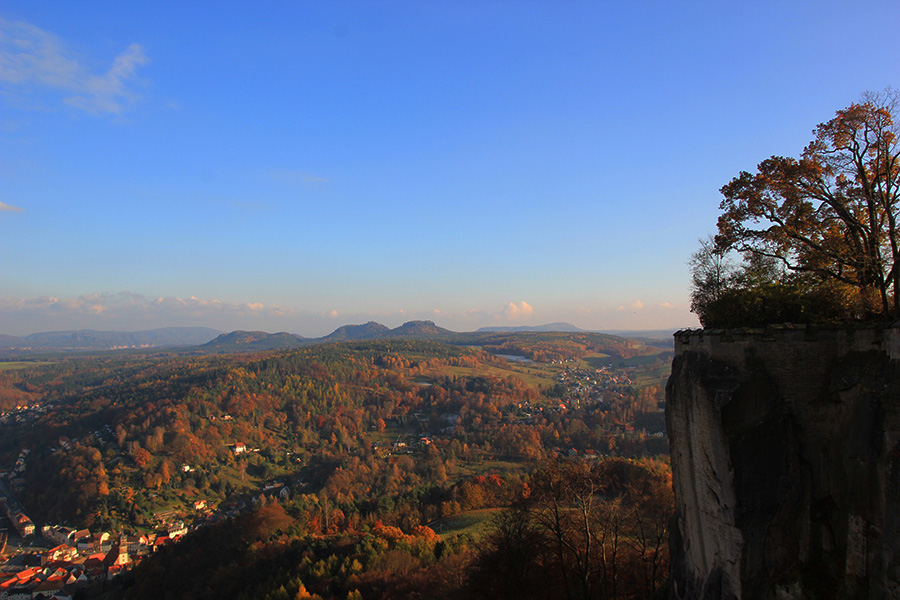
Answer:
xmin=0 ymin=332 xmax=673 ymax=600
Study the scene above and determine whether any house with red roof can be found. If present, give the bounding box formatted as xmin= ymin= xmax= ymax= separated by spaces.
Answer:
xmin=41 ymin=544 xmax=79 ymax=566
xmin=30 ymin=576 xmax=65 ymax=598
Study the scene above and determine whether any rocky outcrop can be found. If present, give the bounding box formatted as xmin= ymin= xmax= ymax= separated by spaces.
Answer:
xmin=666 ymin=324 xmax=900 ymax=600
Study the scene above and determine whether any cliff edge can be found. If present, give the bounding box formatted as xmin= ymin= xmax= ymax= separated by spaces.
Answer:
xmin=666 ymin=324 xmax=900 ymax=599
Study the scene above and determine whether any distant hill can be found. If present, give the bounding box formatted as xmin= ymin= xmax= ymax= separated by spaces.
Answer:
xmin=318 ymin=320 xmax=454 ymax=343
xmin=201 ymin=320 xmax=457 ymax=352
xmin=0 ymin=321 xmax=675 ymax=357
xmin=390 ymin=320 xmax=453 ymax=338
xmin=477 ymin=322 xmax=585 ymax=333
xmin=194 ymin=321 xmax=639 ymax=356
xmin=0 ymin=327 xmax=221 ymax=351
xmin=318 ymin=321 xmax=391 ymax=343
xmin=201 ymin=330 xmax=306 ymax=352
xmin=0 ymin=334 xmax=24 ymax=348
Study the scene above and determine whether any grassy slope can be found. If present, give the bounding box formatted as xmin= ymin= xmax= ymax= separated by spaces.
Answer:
xmin=429 ymin=508 xmax=504 ymax=541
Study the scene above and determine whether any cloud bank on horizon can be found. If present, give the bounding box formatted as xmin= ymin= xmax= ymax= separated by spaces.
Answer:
xmin=0 ymin=293 xmax=294 ymax=336
xmin=0 ymin=292 xmax=690 ymax=337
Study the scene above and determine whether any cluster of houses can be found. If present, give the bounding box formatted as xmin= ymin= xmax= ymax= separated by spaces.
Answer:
xmin=0 ymin=407 xmax=46 ymax=430
xmin=259 ymin=481 xmax=291 ymax=502
xmin=0 ymin=522 xmax=191 ymax=599
xmin=0 ymin=499 xmax=33 ymax=540
xmin=4 ymin=451 xmax=30 ymax=495
xmin=507 ymin=364 xmax=632 ymax=421
xmin=556 ymin=365 xmax=635 ymax=401
xmin=0 ymin=427 xmax=304 ymax=598
xmin=1 ymin=535 xmax=135 ymax=599
xmin=0 ymin=475 xmax=299 ymax=598
xmin=40 ymin=525 xmax=180 ymax=556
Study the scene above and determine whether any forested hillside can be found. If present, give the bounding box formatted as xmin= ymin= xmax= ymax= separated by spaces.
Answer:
xmin=0 ymin=335 xmax=672 ymax=599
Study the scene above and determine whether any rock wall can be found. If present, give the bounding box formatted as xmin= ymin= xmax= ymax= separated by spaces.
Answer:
xmin=666 ymin=324 xmax=900 ymax=600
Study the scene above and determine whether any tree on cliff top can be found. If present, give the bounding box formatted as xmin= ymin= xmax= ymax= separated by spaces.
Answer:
xmin=693 ymin=90 xmax=900 ymax=327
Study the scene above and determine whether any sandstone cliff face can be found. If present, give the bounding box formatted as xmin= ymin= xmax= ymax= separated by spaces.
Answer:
xmin=666 ymin=325 xmax=900 ymax=600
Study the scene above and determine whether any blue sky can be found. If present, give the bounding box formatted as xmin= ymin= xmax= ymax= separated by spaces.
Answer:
xmin=1 ymin=1 xmax=898 ymax=336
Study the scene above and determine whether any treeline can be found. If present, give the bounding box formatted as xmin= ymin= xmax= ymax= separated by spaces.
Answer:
xmin=473 ymin=332 xmax=641 ymax=363
xmin=112 ymin=456 xmax=671 ymax=600
xmin=3 ymin=339 xmax=666 ymax=535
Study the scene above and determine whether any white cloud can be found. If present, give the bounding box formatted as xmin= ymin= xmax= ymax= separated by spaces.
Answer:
xmin=2 ymin=293 xmax=113 ymax=317
xmin=503 ymin=301 xmax=534 ymax=319
xmin=616 ymin=300 xmax=644 ymax=312
xmin=145 ymin=295 xmax=291 ymax=318
xmin=65 ymin=43 xmax=149 ymax=114
xmin=0 ymin=17 xmax=149 ymax=114
xmin=0 ymin=201 xmax=23 ymax=212
xmin=0 ymin=292 xmax=294 ymax=334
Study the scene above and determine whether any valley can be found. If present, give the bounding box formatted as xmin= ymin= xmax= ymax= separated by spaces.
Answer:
xmin=0 ymin=331 xmax=673 ymax=599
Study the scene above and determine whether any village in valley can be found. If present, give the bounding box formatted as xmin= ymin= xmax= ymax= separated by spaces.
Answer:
xmin=0 ymin=404 xmax=310 ymax=600
xmin=1 ymin=442 xmax=300 ymax=600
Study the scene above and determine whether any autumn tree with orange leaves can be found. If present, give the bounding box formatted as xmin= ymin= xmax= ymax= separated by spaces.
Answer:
xmin=694 ymin=90 xmax=900 ymax=327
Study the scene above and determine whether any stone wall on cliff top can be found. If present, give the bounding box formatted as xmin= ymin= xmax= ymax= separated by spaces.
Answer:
xmin=666 ymin=324 xmax=900 ymax=600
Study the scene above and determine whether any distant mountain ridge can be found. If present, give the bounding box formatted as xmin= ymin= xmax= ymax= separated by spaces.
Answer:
xmin=391 ymin=320 xmax=452 ymax=337
xmin=200 ymin=331 xmax=306 ymax=351
xmin=0 ymin=334 xmax=23 ymax=347
xmin=202 ymin=320 xmax=454 ymax=351
xmin=317 ymin=321 xmax=391 ymax=343
xmin=0 ymin=321 xmax=677 ymax=355
xmin=477 ymin=322 xmax=586 ymax=333
xmin=0 ymin=327 xmax=221 ymax=351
